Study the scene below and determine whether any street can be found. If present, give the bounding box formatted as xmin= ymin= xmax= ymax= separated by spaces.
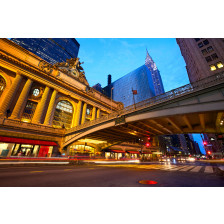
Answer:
xmin=0 ymin=162 xmax=224 ymax=187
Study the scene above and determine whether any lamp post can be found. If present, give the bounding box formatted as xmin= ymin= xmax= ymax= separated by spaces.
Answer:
xmin=111 ymin=87 xmax=114 ymax=112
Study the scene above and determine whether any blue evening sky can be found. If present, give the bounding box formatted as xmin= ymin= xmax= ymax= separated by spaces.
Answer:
xmin=76 ymin=38 xmax=206 ymax=154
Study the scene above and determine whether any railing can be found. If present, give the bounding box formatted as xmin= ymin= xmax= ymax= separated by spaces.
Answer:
xmin=66 ymin=71 xmax=224 ymax=134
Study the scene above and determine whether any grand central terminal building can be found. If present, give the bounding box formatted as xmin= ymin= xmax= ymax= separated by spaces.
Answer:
xmin=0 ymin=38 xmax=125 ymax=158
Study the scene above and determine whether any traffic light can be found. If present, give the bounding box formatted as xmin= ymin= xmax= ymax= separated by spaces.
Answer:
xmin=207 ymin=151 xmax=211 ymax=155
xmin=146 ymin=143 xmax=150 ymax=147
xmin=203 ymin=141 xmax=207 ymax=146
xmin=148 ymin=137 xmax=151 ymax=141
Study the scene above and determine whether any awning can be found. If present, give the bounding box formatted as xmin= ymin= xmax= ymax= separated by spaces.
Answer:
xmin=106 ymin=149 xmax=125 ymax=153
xmin=0 ymin=136 xmax=58 ymax=146
xmin=127 ymin=151 xmax=140 ymax=154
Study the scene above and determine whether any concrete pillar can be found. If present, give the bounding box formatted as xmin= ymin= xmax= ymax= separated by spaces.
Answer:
xmin=92 ymin=106 xmax=97 ymax=120
xmin=32 ymin=86 xmax=50 ymax=124
xmin=81 ymin=102 xmax=87 ymax=124
xmin=97 ymin=108 xmax=101 ymax=119
xmin=44 ymin=89 xmax=58 ymax=125
xmin=10 ymin=78 xmax=33 ymax=119
xmin=74 ymin=100 xmax=83 ymax=126
xmin=0 ymin=73 xmax=23 ymax=117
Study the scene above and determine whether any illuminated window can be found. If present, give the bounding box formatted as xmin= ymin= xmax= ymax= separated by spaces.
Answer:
xmin=211 ymin=53 xmax=218 ymax=60
xmin=217 ymin=61 xmax=224 ymax=69
xmin=207 ymin=46 xmax=214 ymax=53
xmin=201 ymin=49 xmax=208 ymax=55
xmin=0 ymin=75 xmax=6 ymax=98
xmin=205 ymin=56 xmax=212 ymax=62
xmin=203 ymin=39 xmax=209 ymax=45
xmin=21 ymin=100 xmax=38 ymax=122
xmin=53 ymin=100 xmax=73 ymax=128
xmin=198 ymin=42 xmax=204 ymax=48
xmin=210 ymin=65 xmax=216 ymax=71
xmin=86 ymin=108 xmax=90 ymax=115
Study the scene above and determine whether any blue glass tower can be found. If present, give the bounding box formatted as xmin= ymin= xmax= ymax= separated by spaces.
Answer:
xmin=11 ymin=38 xmax=80 ymax=65
xmin=103 ymin=50 xmax=163 ymax=107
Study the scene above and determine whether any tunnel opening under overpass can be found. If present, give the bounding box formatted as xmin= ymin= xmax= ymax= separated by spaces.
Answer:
xmin=63 ymin=72 xmax=224 ymax=155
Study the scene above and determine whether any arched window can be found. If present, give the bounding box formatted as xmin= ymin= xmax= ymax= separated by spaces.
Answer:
xmin=0 ymin=75 xmax=6 ymax=98
xmin=53 ymin=100 xmax=73 ymax=128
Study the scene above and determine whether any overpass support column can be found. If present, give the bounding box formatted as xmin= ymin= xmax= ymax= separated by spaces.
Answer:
xmin=0 ymin=72 xmax=23 ymax=117
xmin=10 ymin=78 xmax=33 ymax=119
xmin=81 ymin=102 xmax=87 ymax=124
xmin=44 ymin=89 xmax=58 ymax=126
xmin=74 ymin=100 xmax=83 ymax=126
xmin=92 ymin=106 xmax=97 ymax=120
xmin=97 ymin=108 xmax=101 ymax=119
xmin=32 ymin=86 xmax=51 ymax=124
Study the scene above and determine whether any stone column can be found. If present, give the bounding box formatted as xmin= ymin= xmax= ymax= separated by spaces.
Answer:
xmin=44 ymin=89 xmax=58 ymax=126
xmin=92 ymin=106 xmax=97 ymax=120
xmin=10 ymin=79 xmax=33 ymax=119
xmin=0 ymin=73 xmax=23 ymax=117
xmin=97 ymin=108 xmax=101 ymax=119
xmin=74 ymin=100 xmax=83 ymax=126
xmin=32 ymin=86 xmax=50 ymax=124
xmin=81 ymin=102 xmax=87 ymax=124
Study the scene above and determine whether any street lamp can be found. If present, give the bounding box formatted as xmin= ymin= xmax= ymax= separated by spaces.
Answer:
xmin=111 ymin=87 xmax=114 ymax=112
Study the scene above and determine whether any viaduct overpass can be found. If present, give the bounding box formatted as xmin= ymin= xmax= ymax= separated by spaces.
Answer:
xmin=64 ymin=72 xmax=224 ymax=148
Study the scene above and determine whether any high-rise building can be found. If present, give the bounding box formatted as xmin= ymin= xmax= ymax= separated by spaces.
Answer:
xmin=176 ymin=38 xmax=224 ymax=83
xmin=103 ymin=50 xmax=164 ymax=107
xmin=177 ymin=38 xmax=224 ymax=155
xmin=11 ymin=38 xmax=80 ymax=65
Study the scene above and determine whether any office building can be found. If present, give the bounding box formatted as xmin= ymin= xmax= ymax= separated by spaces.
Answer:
xmin=176 ymin=38 xmax=224 ymax=83
xmin=11 ymin=38 xmax=80 ymax=65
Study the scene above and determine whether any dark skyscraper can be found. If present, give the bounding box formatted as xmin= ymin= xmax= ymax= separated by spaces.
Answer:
xmin=11 ymin=38 xmax=80 ymax=65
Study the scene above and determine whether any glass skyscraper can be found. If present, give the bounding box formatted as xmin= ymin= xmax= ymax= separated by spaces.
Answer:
xmin=11 ymin=38 xmax=80 ymax=65
xmin=103 ymin=50 xmax=164 ymax=107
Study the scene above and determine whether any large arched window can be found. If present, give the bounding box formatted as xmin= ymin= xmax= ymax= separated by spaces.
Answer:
xmin=0 ymin=75 xmax=6 ymax=98
xmin=53 ymin=100 xmax=73 ymax=128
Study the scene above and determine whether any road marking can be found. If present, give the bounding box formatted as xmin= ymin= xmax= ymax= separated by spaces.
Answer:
xmin=64 ymin=169 xmax=72 ymax=171
xmin=204 ymin=166 xmax=213 ymax=173
xmin=179 ymin=166 xmax=195 ymax=171
xmin=190 ymin=166 xmax=203 ymax=172
xmin=30 ymin=171 xmax=44 ymax=173
xmin=168 ymin=166 xmax=189 ymax=171
xmin=89 ymin=168 xmax=95 ymax=169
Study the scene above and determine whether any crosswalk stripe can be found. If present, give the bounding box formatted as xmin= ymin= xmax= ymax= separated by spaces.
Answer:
xmin=179 ymin=166 xmax=195 ymax=171
xmin=204 ymin=166 xmax=213 ymax=173
xmin=190 ymin=166 xmax=203 ymax=172
xmin=169 ymin=166 xmax=189 ymax=171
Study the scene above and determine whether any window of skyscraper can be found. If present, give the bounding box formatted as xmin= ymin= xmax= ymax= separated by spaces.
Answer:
xmin=203 ymin=39 xmax=209 ymax=45
xmin=210 ymin=65 xmax=216 ymax=71
xmin=207 ymin=46 xmax=214 ymax=53
xmin=198 ymin=42 xmax=204 ymax=48
xmin=194 ymin=38 xmax=201 ymax=42
xmin=217 ymin=61 xmax=224 ymax=69
xmin=211 ymin=53 xmax=218 ymax=60
xmin=201 ymin=49 xmax=208 ymax=55
xmin=205 ymin=56 xmax=212 ymax=62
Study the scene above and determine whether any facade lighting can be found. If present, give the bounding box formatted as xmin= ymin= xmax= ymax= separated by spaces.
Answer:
xmin=210 ymin=65 xmax=216 ymax=71
xmin=217 ymin=62 xmax=224 ymax=69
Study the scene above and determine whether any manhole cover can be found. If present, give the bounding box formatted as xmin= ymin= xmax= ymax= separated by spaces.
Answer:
xmin=139 ymin=180 xmax=158 ymax=185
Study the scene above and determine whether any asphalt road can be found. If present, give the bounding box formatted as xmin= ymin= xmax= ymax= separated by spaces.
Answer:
xmin=0 ymin=162 xmax=224 ymax=187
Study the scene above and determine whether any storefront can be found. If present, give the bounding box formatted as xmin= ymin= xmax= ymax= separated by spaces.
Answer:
xmin=104 ymin=149 xmax=125 ymax=159
xmin=126 ymin=151 xmax=140 ymax=159
xmin=69 ymin=144 xmax=95 ymax=156
xmin=0 ymin=136 xmax=58 ymax=157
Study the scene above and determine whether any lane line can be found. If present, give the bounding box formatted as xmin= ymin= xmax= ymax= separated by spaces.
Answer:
xmin=30 ymin=171 xmax=44 ymax=173
xmin=204 ymin=166 xmax=214 ymax=173
xmin=190 ymin=166 xmax=203 ymax=172
xmin=168 ymin=166 xmax=189 ymax=171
